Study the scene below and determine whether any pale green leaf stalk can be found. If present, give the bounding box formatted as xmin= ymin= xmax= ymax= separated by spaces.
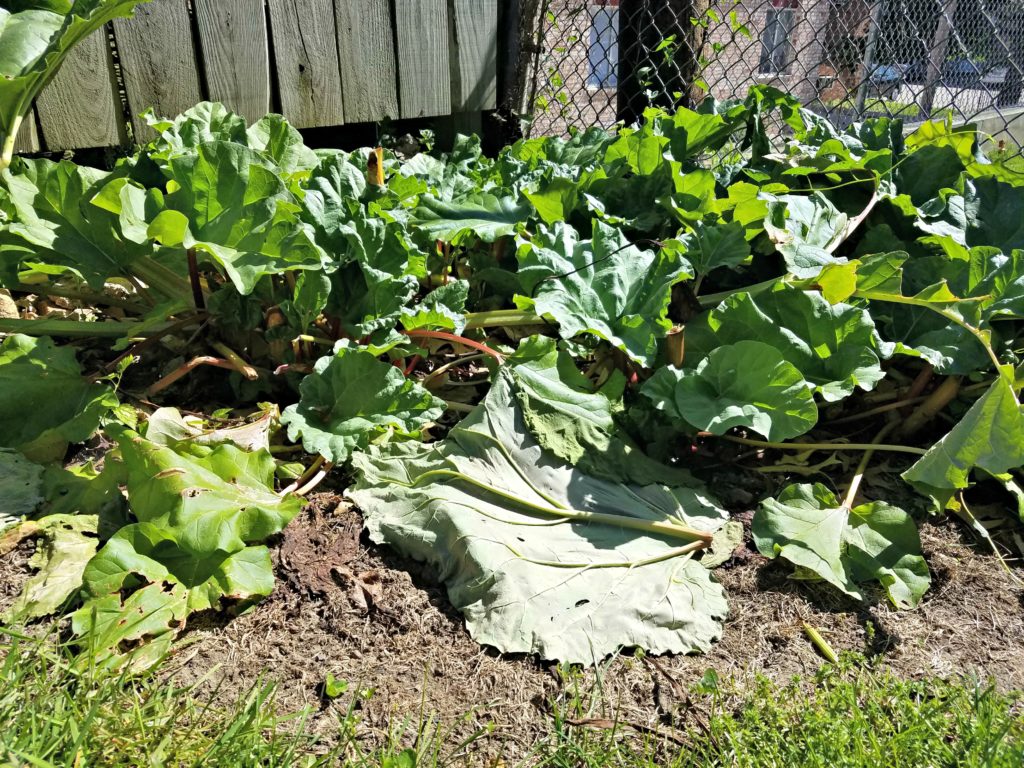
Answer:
xmin=0 ymin=1 xmax=155 ymax=171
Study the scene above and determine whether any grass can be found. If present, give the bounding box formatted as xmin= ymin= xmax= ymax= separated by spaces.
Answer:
xmin=0 ymin=627 xmax=337 ymax=768
xmin=822 ymin=97 xmax=922 ymax=118
xmin=1 ymin=628 xmax=1021 ymax=768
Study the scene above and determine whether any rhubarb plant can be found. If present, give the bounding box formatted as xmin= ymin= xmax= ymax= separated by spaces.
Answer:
xmin=1 ymin=91 xmax=1024 ymax=665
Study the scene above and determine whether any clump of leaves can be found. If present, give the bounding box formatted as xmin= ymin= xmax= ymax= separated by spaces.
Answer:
xmin=2 ymin=63 xmax=1024 ymax=668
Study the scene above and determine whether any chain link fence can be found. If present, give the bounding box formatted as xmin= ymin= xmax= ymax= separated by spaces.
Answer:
xmin=525 ymin=0 xmax=1024 ymax=156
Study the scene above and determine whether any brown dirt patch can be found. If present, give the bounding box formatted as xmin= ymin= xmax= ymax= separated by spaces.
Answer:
xmin=167 ymin=493 xmax=1024 ymax=762
xmin=0 ymin=537 xmax=36 ymax=619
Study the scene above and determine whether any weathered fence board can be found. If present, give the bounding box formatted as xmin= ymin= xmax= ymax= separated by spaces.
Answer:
xmin=450 ymin=0 xmax=498 ymax=112
xmin=334 ymin=0 xmax=400 ymax=123
xmin=194 ymin=0 xmax=272 ymax=125
xmin=113 ymin=0 xmax=203 ymax=140
xmin=35 ymin=29 xmax=126 ymax=151
xmin=13 ymin=111 xmax=40 ymax=154
xmin=267 ymin=0 xmax=345 ymax=128
xmin=17 ymin=0 xmax=498 ymax=152
xmin=395 ymin=0 xmax=451 ymax=119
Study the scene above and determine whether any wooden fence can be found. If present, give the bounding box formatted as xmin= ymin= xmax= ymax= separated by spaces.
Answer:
xmin=13 ymin=0 xmax=498 ymax=154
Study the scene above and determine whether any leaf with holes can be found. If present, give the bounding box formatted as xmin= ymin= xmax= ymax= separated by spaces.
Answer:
xmin=349 ymin=369 xmax=730 ymax=662
xmin=3 ymin=514 xmax=99 ymax=623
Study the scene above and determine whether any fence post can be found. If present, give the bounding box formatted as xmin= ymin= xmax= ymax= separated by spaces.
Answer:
xmin=854 ymin=0 xmax=886 ymax=115
xmin=920 ymin=0 xmax=959 ymax=117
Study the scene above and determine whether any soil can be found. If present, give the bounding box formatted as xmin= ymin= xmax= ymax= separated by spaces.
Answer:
xmin=3 ymin=492 xmax=1022 ymax=763
xmin=0 ymin=539 xmax=35 ymax=619
xmin=167 ymin=493 xmax=1024 ymax=763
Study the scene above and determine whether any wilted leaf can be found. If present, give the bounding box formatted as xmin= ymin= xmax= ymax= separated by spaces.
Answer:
xmin=3 ymin=514 xmax=99 ymax=623
xmin=349 ymin=370 xmax=730 ymax=662
xmin=143 ymin=407 xmax=274 ymax=453
xmin=71 ymin=581 xmax=188 ymax=672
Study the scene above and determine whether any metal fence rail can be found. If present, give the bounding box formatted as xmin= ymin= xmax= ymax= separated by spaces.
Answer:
xmin=527 ymin=0 xmax=1024 ymax=154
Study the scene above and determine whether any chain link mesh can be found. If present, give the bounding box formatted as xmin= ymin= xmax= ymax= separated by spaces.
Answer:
xmin=527 ymin=0 xmax=1024 ymax=157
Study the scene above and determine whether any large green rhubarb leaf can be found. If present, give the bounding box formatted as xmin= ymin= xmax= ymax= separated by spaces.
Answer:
xmin=672 ymin=221 xmax=750 ymax=284
xmin=686 ymin=286 xmax=886 ymax=401
xmin=327 ymin=216 xmax=425 ymax=337
xmin=411 ymin=193 xmax=532 ymax=243
xmin=506 ymin=336 xmax=695 ymax=486
xmin=642 ymin=340 xmax=818 ymax=441
xmin=150 ymin=141 xmax=324 ymax=294
xmin=505 ymin=335 xmax=624 ymax=468
xmin=400 ymin=279 xmax=470 ymax=334
xmin=281 ymin=341 xmax=445 ymax=464
xmin=0 ymin=1 xmax=153 ymax=170
xmin=967 ymin=177 xmax=1024 ymax=252
xmin=75 ymin=425 xmax=301 ymax=668
xmin=0 ymin=448 xmax=44 ymax=521
xmin=349 ymin=370 xmax=729 ymax=662
xmin=0 ymin=334 xmax=118 ymax=461
xmin=753 ymin=483 xmax=930 ymax=608
xmin=764 ymin=193 xmax=849 ymax=278
xmin=1 ymin=159 xmax=146 ymax=287
xmin=902 ymin=376 xmax=1024 ymax=510
xmin=819 ymin=251 xmax=999 ymax=375
xmin=302 ymin=152 xmax=368 ymax=255
xmin=514 ymin=221 xmax=691 ymax=365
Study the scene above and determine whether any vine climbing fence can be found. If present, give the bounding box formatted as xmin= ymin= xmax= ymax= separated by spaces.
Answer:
xmin=517 ymin=0 xmax=1024 ymax=155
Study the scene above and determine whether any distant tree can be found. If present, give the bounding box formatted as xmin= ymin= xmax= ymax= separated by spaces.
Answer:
xmin=617 ymin=0 xmax=711 ymax=123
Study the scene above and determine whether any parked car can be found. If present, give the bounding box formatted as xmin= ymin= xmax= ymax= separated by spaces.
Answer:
xmin=902 ymin=60 xmax=927 ymax=85
xmin=943 ymin=57 xmax=985 ymax=87
xmin=868 ymin=63 xmax=904 ymax=96
xmin=895 ymin=58 xmax=1002 ymax=90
